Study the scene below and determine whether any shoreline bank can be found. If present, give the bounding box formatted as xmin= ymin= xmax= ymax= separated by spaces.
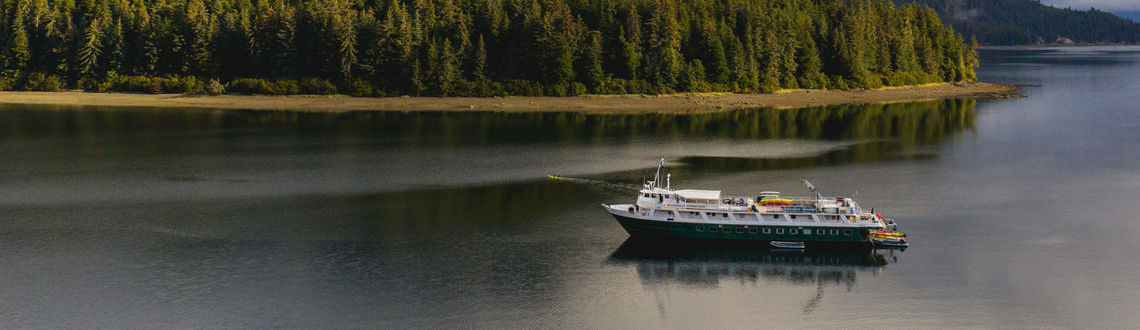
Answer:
xmin=0 ymin=82 xmax=1020 ymax=113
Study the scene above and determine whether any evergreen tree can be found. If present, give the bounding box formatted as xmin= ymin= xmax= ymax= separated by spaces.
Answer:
xmin=643 ymin=1 xmax=682 ymax=88
xmin=582 ymin=30 xmax=604 ymax=92
xmin=105 ymin=18 xmax=124 ymax=74
xmin=77 ymin=18 xmax=102 ymax=78
xmin=435 ymin=38 xmax=459 ymax=95
xmin=701 ymin=21 xmax=728 ymax=83
xmin=621 ymin=6 xmax=641 ymax=80
xmin=186 ymin=0 xmax=213 ymax=76
xmin=334 ymin=14 xmax=357 ymax=81
xmin=682 ymin=59 xmax=707 ymax=92
xmin=539 ymin=1 xmax=582 ymax=86
xmin=9 ymin=12 xmax=29 ymax=71
xmin=796 ymin=32 xmax=827 ymax=89
xmin=472 ymin=34 xmax=486 ymax=81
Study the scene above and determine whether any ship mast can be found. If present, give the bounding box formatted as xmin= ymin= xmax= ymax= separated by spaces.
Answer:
xmin=652 ymin=158 xmax=664 ymax=189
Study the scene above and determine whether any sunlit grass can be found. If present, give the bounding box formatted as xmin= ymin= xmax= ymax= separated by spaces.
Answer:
xmin=581 ymin=92 xmax=734 ymax=98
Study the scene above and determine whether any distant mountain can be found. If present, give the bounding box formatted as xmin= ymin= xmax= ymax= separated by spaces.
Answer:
xmin=897 ymin=0 xmax=1140 ymax=45
xmin=1115 ymin=11 xmax=1140 ymax=23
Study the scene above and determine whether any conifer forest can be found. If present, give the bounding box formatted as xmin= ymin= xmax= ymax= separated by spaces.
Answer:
xmin=0 ymin=0 xmax=977 ymax=96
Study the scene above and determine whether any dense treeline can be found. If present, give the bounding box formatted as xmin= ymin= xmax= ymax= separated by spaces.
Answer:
xmin=0 ymin=0 xmax=976 ymax=96
xmin=899 ymin=0 xmax=1140 ymax=45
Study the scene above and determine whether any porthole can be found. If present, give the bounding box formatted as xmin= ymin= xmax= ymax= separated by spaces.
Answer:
xmin=790 ymin=229 xmax=799 ymax=235
xmin=776 ymin=228 xmax=784 ymax=234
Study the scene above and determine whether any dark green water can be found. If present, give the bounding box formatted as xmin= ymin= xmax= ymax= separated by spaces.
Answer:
xmin=2 ymin=47 xmax=1139 ymax=328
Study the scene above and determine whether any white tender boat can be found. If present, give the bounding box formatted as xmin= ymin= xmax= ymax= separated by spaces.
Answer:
xmin=769 ymin=241 xmax=806 ymax=249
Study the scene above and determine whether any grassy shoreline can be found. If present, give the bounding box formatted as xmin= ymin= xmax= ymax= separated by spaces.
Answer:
xmin=0 ymin=82 xmax=1020 ymax=113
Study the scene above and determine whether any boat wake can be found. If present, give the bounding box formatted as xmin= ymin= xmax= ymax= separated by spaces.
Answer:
xmin=546 ymin=175 xmax=641 ymax=192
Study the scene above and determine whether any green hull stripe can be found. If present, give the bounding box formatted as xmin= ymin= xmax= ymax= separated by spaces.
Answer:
xmin=613 ymin=214 xmax=870 ymax=243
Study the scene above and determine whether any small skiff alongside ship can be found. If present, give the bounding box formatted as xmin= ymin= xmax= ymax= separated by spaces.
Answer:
xmin=769 ymin=241 xmax=806 ymax=249
xmin=870 ymin=230 xmax=909 ymax=247
xmin=602 ymin=159 xmax=909 ymax=249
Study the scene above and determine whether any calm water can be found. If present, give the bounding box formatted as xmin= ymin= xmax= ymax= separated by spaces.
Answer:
xmin=2 ymin=47 xmax=1140 ymax=328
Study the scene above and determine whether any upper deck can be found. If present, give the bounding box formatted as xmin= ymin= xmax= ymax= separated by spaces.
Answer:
xmin=636 ymin=187 xmax=867 ymax=217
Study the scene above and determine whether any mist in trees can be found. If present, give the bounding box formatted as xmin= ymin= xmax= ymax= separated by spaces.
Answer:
xmin=0 ymin=0 xmax=976 ymax=96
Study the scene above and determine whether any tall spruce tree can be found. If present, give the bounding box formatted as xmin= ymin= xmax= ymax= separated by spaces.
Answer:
xmin=77 ymin=18 xmax=102 ymax=78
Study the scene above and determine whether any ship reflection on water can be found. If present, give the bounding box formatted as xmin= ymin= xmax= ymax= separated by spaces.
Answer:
xmin=609 ymin=237 xmax=901 ymax=287
xmin=608 ymin=237 xmax=904 ymax=313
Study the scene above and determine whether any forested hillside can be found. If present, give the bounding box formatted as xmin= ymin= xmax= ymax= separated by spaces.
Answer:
xmin=900 ymin=0 xmax=1140 ymax=45
xmin=0 ymin=0 xmax=976 ymax=96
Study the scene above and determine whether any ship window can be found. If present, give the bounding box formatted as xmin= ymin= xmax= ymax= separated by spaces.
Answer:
xmin=830 ymin=230 xmax=838 ymax=235
xmin=790 ymin=229 xmax=798 ymax=235
xmin=818 ymin=229 xmax=826 ymax=235
xmin=762 ymin=228 xmax=771 ymax=234
xmin=644 ymin=194 xmax=650 ymax=197
xmin=735 ymin=228 xmax=744 ymax=233
xmin=803 ymin=229 xmax=812 ymax=235
xmin=749 ymin=228 xmax=758 ymax=234
xmin=776 ymin=228 xmax=784 ymax=234
xmin=844 ymin=230 xmax=853 ymax=235
xmin=790 ymin=215 xmax=796 ymax=219
xmin=696 ymin=226 xmax=704 ymax=232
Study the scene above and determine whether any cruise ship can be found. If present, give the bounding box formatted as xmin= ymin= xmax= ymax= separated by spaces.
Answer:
xmin=602 ymin=160 xmax=900 ymax=248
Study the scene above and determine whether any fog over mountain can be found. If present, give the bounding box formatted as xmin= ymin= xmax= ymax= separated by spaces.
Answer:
xmin=1042 ymin=0 xmax=1140 ymax=11
xmin=899 ymin=0 xmax=1140 ymax=45
xmin=1112 ymin=11 xmax=1140 ymax=22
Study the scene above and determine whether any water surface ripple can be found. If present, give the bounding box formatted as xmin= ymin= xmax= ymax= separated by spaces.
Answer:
xmin=2 ymin=47 xmax=1139 ymax=328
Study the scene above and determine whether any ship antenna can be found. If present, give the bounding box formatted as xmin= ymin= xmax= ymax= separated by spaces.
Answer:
xmin=801 ymin=179 xmax=822 ymax=199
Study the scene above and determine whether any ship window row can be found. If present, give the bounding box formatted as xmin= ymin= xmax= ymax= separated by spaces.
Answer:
xmin=682 ymin=225 xmax=853 ymax=236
